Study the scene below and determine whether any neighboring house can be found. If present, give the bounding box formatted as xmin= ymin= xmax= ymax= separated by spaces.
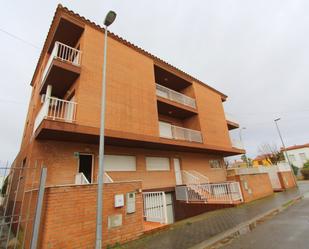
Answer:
xmin=228 ymin=160 xmax=248 ymax=168
xmin=252 ymin=154 xmax=273 ymax=166
xmin=8 ymin=5 xmax=245 ymax=248
xmin=281 ymin=143 xmax=309 ymax=168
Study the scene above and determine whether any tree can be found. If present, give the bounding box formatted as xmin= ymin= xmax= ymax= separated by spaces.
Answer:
xmin=257 ymin=143 xmax=284 ymax=165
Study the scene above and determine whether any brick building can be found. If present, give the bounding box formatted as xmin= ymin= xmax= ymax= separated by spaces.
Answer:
xmin=10 ymin=5 xmax=247 ymax=248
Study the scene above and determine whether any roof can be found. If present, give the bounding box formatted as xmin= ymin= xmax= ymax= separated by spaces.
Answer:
xmin=253 ymin=154 xmax=274 ymax=161
xmin=281 ymin=143 xmax=309 ymax=152
xmin=30 ymin=4 xmax=228 ymax=100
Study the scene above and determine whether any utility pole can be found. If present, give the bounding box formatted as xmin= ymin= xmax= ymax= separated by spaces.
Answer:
xmin=274 ymin=118 xmax=298 ymax=187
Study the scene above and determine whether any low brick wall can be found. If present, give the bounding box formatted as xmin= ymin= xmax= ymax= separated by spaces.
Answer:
xmin=23 ymin=181 xmax=143 ymax=249
xmin=228 ymin=173 xmax=273 ymax=203
xmin=278 ymin=171 xmax=296 ymax=189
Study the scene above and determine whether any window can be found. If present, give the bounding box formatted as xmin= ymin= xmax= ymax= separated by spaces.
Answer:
xmin=289 ymin=155 xmax=296 ymax=162
xmin=146 ymin=157 xmax=170 ymax=171
xmin=209 ymin=160 xmax=222 ymax=169
xmin=104 ymin=155 xmax=136 ymax=171
xmin=299 ymin=153 xmax=307 ymax=163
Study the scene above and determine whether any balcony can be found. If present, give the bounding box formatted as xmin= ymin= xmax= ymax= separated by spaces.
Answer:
xmin=231 ymin=139 xmax=244 ymax=150
xmin=225 ymin=113 xmax=239 ymax=130
xmin=159 ymin=121 xmax=203 ymax=143
xmin=33 ymin=96 xmax=77 ymax=133
xmin=156 ymin=84 xmax=197 ymax=119
xmin=156 ymin=84 xmax=196 ymax=109
xmin=40 ymin=42 xmax=82 ymax=97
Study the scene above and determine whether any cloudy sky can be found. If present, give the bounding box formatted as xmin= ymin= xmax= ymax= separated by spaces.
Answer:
xmin=0 ymin=0 xmax=308 ymax=163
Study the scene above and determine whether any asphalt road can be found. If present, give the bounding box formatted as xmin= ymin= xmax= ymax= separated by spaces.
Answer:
xmin=223 ymin=184 xmax=309 ymax=249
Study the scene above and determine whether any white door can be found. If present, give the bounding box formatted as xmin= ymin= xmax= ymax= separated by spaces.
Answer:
xmin=165 ymin=193 xmax=174 ymax=224
xmin=174 ymin=158 xmax=182 ymax=185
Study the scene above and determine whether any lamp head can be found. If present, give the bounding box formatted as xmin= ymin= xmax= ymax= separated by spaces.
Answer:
xmin=104 ymin=11 xmax=117 ymax=27
xmin=274 ymin=118 xmax=281 ymax=122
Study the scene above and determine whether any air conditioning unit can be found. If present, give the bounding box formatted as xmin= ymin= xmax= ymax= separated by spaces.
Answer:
xmin=40 ymin=94 xmax=46 ymax=103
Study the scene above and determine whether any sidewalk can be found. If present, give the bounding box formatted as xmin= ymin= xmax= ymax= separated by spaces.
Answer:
xmin=121 ymin=183 xmax=308 ymax=249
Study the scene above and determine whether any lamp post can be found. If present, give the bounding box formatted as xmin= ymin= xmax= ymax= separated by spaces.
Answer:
xmin=274 ymin=118 xmax=297 ymax=187
xmin=239 ymin=127 xmax=249 ymax=167
xmin=96 ymin=10 xmax=117 ymax=249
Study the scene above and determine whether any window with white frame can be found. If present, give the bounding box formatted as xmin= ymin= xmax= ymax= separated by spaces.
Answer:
xmin=146 ymin=157 xmax=170 ymax=171
xmin=209 ymin=160 xmax=222 ymax=169
xmin=104 ymin=155 xmax=136 ymax=171
xmin=289 ymin=154 xmax=296 ymax=162
xmin=299 ymin=153 xmax=307 ymax=163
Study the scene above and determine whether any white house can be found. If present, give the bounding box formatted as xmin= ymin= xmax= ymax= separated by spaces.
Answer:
xmin=282 ymin=143 xmax=309 ymax=168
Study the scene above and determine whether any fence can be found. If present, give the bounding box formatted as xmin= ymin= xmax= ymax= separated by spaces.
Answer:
xmin=0 ymin=161 xmax=46 ymax=249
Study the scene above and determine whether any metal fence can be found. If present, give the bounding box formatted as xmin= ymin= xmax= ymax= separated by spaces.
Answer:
xmin=0 ymin=161 xmax=46 ymax=249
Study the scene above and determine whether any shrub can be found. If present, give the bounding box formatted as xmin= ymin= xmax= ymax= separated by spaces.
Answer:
xmin=301 ymin=161 xmax=309 ymax=180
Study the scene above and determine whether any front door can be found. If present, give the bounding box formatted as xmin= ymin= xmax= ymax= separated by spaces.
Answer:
xmin=78 ymin=154 xmax=93 ymax=183
xmin=173 ymin=158 xmax=182 ymax=185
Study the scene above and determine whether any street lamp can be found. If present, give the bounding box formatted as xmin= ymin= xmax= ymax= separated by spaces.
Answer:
xmin=239 ymin=127 xmax=249 ymax=167
xmin=274 ymin=118 xmax=297 ymax=187
xmin=96 ymin=10 xmax=117 ymax=249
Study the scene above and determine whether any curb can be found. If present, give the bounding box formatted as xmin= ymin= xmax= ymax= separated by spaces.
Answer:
xmin=189 ymin=195 xmax=303 ymax=249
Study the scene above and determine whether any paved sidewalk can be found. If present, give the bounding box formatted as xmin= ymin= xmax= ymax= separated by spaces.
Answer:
xmin=121 ymin=183 xmax=308 ymax=249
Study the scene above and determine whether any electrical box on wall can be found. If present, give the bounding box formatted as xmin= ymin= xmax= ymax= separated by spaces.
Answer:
xmin=114 ymin=194 xmax=124 ymax=208
xmin=126 ymin=192 xmax=136 ymax=214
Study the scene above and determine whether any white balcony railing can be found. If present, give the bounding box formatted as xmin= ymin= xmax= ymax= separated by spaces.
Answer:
xmin=41 ymin=41 xmax=82 ymax=85
xmin=159 ymin=121 xmax=203 ymax=143
xmin=225 ymin=112 xmax=238 ymax=124
xmin=231 ymin=139 xmax=244 ymax=150
xmin=33 ymin=96 xmax=77 ymax=133
xmin=156 ymin=84 xmax=196 ymax=109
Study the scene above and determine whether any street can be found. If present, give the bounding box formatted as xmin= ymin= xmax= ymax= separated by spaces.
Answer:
xmin=222 ymin=182 xmax=309 ymax=249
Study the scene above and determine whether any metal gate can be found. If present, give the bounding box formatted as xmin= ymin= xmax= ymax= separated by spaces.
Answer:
xmin=142 ymin=192 xmax=167 ymax=224
xmin=260 ymin=166 xmax=281 ymax=189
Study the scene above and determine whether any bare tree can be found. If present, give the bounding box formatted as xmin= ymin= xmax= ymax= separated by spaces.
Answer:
xmin=257 ymin=143 xmax=284 ymax=165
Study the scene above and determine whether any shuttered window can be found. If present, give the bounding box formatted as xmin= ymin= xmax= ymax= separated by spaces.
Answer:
xmin=104 ymin=155 xmax=136 ymax=171
xmin=146 ymin=157 xmax=170 ymax=171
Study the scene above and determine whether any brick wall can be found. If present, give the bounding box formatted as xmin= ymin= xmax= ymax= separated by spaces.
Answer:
xmin=27 ymin=140 xmax=227 ymax=190
xmin=24 ymin=181 xmax=144 ymax=249
xmin=228 ymin=173 xmax=273 ymax=203
xmin=278 ymin=171 xmax=296 ymax=189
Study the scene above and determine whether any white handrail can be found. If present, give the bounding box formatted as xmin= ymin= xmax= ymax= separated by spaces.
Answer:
xmin=159 ymin=122 xmax=203 ymax=143
xmin=175 ymin=181 xmax=243 ymax=204
xmin=181 ymin=170 xmax=209 ymax=185
xmin=231 ymin=139 xmax=244 ymax=150
xmin=41 ymin=41 xmax=82 ymax=85
xmin=225 ymin=112 xmax=238 ymax=124
xmin=156 ymin=84 xmax=196 ymax=109
xmin=75 ymin=173 xmax=90 ymax=185
xmin=104 ymin=172 xmax=114 ymax=183
xmin=33 ymin=96 xmax=77 ymax=133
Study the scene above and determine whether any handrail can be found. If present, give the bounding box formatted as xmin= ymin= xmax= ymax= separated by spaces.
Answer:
xmin=175 ymin=181 xmax=243 ymax=204
xmin=33 ymin=96 xmax=77 ymax=133
xmin=75 ymin=172 xmax=90 ymax=185
xmin=41 ymin=41 xmax=82 ymax=85
xmin=156 ymin=83 xmax=196 ymax=109
xmin=159 ymin=122 xmax=203 ymax=143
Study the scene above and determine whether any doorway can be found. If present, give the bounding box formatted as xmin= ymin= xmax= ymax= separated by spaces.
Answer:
xmin=78 ymin=154 xmax=93 ymax=183
xmin=173 ymin=158 xmax=182 ymax=185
